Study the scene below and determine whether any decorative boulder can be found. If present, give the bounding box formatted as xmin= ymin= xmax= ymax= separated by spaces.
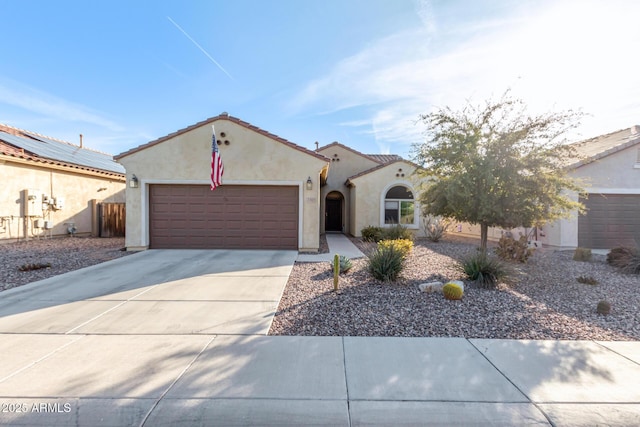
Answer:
xmin=419 ymin=281 xmax=444 ymax=293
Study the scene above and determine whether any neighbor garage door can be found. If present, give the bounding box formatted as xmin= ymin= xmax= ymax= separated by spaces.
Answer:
xmin=149 ymin=184 xmax=298 ymax=249
xmin=578 ymin=194 xmax=640 ymax=249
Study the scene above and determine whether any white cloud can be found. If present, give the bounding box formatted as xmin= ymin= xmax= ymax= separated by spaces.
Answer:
xmin=291 ymin=0 xmax=640 ymax=154
xmin=0 ymin=78 xmax=124 ymax=132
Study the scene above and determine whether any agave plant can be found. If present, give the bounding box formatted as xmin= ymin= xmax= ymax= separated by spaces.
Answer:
xmin=331 ymin=255 xmax=353 ymax=273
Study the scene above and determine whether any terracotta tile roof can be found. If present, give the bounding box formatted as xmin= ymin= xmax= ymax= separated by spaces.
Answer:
xmin=115 ymin=113 xmax=330 ymax=162
xmin=569 ymin=126 xmax=640 ymax=168
xmin=0 ymin=124 xmax=124 ymax=177
xmin=316 ymin=141 xmax=384 ymax=163
xmin=317 ymin=142 xmax=405 ymax=166
xmin=366 ymin=154 xmax=403 ymax=163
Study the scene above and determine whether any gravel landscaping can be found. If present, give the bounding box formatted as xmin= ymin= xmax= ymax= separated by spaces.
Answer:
xmin=2 ymin=235 xmax=637 ymax=341
xmin=0 ymin=237 xmax=132 ymax=291
xmin=269 ymin=236 xmax=640 ymax=340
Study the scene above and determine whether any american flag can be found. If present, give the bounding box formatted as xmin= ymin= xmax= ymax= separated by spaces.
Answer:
xmin=210 ymin=125 xmax=224 ymax=190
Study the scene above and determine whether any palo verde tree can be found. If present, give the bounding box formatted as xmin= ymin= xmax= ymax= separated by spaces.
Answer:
xmin=412 ymin=93 xmax=586 ymax=252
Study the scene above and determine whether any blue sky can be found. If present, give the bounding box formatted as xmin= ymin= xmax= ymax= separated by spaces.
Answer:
xmin=2 ymin=0 xmax=640 ymax=159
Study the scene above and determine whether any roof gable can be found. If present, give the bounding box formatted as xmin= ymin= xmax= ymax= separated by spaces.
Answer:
xmin=345 ymin=159 xmax=420 ymax=185
xmin=116 ymin=113 xmax=329 ymax=162
xmin=316 ymin=141 xmax=383 ymax=164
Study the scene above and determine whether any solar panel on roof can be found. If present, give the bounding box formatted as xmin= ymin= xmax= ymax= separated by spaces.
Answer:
xmin=0 ymin=131 xmax=124 ymax=174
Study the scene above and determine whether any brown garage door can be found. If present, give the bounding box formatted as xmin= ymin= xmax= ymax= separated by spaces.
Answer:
xmin=149 ymin=184 xmax=298 ymax=249
xmin=578 ymin=194 xmax=640 ymax=249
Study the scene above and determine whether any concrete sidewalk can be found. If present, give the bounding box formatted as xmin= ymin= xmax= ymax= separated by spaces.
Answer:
xmin=297 ymin=233 xmax=366 ymax=262
xmin=0 ymin=335 xmax=639 ymax=426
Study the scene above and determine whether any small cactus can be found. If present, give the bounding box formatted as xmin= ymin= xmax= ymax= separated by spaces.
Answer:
xmin=597 ymin=300 xmax=611 ymax=315
xmin=443 ymin=282 xmax=464 ymax=300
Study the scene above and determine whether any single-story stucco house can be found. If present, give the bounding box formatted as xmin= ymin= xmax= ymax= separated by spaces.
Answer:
xmin=0 ymin=124 xmax=126 ymax=241
xmin=116 ymin=114 xmax=639 ymax=252
xmin=115 ymin=113 xmax=423 ymax=252
xmin=454 ymin=125 xmax=640 ymax=249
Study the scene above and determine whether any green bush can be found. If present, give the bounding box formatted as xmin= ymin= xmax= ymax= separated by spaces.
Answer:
xmin=458 ymin=252 xmax=511 ymax=289
xmin=361 ymin=226 xmax=384 ymax=242
xmin=573 ymin=247 xmax=592 ymax=262
xmin=495 ymin=235 xmax=534 ymax=263
xmin=367 ymin=245 xmax=405 ymax=282
xmin=330 ymin=255 xmax=353 ymax=273
xmin=382 ymin=224 xmax=414 ymax=241
xmin=377 ymin=239 xmax=413 ymax=257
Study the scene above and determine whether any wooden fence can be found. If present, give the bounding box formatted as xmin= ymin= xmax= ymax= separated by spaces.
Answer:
xmin=98 ymin=202 xmax=125 ymax=237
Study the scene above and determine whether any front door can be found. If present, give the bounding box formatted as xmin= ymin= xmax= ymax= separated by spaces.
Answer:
xmin=325 ymin=198 xmax=342 ymax=232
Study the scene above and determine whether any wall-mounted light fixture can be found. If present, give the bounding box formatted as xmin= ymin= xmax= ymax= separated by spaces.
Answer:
xmin=129 ymin=174 xmax=139 ymax=188
xmin=306 ymin=177 xmax=313 ymax=190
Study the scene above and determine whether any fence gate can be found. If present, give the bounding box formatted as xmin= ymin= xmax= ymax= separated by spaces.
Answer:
xmin=99 ymin=203 xmax=125 ymax=237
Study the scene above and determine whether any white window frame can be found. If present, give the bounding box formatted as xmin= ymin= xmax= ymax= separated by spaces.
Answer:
xmin=379 ymin=182 xmax=419 ymax=229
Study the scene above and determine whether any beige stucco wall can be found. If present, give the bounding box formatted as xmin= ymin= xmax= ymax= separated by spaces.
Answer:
xmin=117 ymin=118 xmax=328 ymax=251
xmin=0 ymin=160 xmax=125 ymax=241
xmin=317 ymin=144 xmax=379 ymax=234
xmin=348 ymin=161 xmax=422 ymax=237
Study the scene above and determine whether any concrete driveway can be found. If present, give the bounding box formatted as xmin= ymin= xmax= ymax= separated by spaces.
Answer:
xmin=0 ymin=249 xmax=297 ymax=335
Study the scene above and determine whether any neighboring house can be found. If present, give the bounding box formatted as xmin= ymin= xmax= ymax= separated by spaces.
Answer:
xmin=0 ymin=124 xmax=126 ymax=241
xmin=454 ymin=126 xmax=640 ymax=249
xmin=115 ymin=114 xmax=424 ymax=252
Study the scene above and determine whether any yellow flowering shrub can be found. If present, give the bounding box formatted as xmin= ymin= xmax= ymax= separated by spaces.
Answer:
xmin=377 ymin=239 xmax=413 ymax=257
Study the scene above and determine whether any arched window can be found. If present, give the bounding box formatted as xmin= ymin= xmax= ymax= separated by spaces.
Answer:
xmin=384 ymin=186 xmax=415 ymax=225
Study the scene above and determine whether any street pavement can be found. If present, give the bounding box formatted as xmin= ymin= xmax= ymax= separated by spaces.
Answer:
xmin=0 ymin=247 xmax=639 ymax=426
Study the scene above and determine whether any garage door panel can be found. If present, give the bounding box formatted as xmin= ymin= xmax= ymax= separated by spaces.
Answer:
xmin=579 ymin=194 xmax=640 ymax=249
xmin=149 ymin=185 xmax=298 ymax=249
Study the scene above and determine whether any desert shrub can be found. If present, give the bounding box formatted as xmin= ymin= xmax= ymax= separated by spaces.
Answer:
xmin=495 ymin=235 xmax=534 ymax=263
xmin=607 ymin=246 xmax=637 ymax=267
xmin=573 ymin=247 xmax=592 ymax=262
xmin=18 ymin=262 xmax=51 ymax=272
xmin=361 ymin=226 xmax=384 ymax=242
xmin=597 ymin=300 xmax=611 ymax=315
xmin=458 ymin=252 xmax=512 ymax=289
xmin=377 ymin=239 xmax=413 ymax=257
xmin=367 ymin=245 xmax=405 ymax=282
xmin=422 ymin=215 xmax=451 ymax=242
xmin=381 ymin=224 xmax=414 ymax=241
xmin=607 ymin=246 xmax=640 ymax=274
xmin=576 ymin=275 xmax=598 ymax=285
xmin=330 ymin=255 xmax=353 ymax=274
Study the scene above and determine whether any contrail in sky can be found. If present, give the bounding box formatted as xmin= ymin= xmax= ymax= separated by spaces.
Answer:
xmin=167 ymin=16 xmax=234 ymax=80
